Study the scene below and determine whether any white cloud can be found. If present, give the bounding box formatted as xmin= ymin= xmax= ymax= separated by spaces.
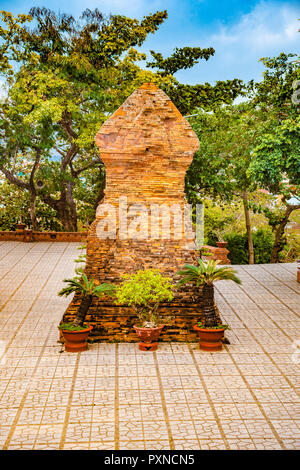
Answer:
xmin=175 ymin=1 xmax=300 ymax=84
xmin=1 ymin=0 xmax=298 ymax=86
xmin=211 ymin=1 xmax=299 ymax=55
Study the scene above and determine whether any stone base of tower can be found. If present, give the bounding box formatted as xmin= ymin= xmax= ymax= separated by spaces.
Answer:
xmin=60 ymin=234 xmax=225 ymax=344
xmin=60 ymin=291 xmax=223 ymax=343
xmin=60 ymin=302 xmax=199 ymax=343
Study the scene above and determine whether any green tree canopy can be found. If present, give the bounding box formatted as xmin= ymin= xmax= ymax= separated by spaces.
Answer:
xmin=248 ymin=53 xmax=300 ymax=262
xmin=186 ymin=51 xmax=299 ymax=263
xmin=0 ymin=7 xmax=244 ymax=231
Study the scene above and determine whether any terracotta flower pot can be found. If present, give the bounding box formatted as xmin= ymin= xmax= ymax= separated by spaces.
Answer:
xmin=193 ymin=324 xmax=225 ymax=351
xmin=133 ymin=325 xmax=165 ymax=351
xmin=15 ymin=223 xmax=26 ymax=232
xmin=216 ymin=241 xmax=228 ymax=248
xmin=61 ymin=325 xmax=93 ymax=352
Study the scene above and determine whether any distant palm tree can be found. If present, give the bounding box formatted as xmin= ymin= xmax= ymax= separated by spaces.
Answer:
xmin=58 ymin=274 xmax=115 ymax=327
xmin=177 ymin=259 xmax=241 ymax=328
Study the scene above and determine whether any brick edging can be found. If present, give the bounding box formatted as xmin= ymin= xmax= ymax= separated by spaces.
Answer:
xmin=0 ymin=230 xmax=88 ymax=242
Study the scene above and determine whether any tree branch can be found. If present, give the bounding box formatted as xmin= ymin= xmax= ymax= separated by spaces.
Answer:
xmin=59 ymin=111 xmax=78 ymax=142
xmin=0 ymin=167 xmax=29 ymax=190
xmin=72 ymin=160 xmax=103 ymax=178
xmin=29 ymin=148 xmax=41 ymax=195
xmin=53 ymin=145 xmax=66 ymax=157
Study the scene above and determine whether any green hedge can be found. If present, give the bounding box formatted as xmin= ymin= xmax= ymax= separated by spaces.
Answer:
xmin=222 ymin=229 xmax=274 ymax=265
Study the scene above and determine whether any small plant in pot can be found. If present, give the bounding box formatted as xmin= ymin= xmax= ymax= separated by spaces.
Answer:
xmin=212 ymin=229 xmax=229 ymax=248
xmin=114 ymin=269 xmax=174 ymax=351
xmin=58 ymin=274 xmax=115 ymax=352
xmin=177 ymin=259 xmax=241 ymax=351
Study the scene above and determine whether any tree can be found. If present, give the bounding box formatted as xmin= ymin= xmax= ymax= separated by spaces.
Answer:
xmin=248 ymin=116 xmax=300 ymax=262
xmin=248 ymin=53 xmax=300 ymax=262
xmin=186 ymin=52 xmax=300 ymax=263
xmin=0 ymin=8 xmax=244 ymax=231
xmin=186 ymin=103 xmax=270 ymax=264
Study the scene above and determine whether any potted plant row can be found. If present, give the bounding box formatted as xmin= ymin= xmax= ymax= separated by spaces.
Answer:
xmin=57 ymin=256 xmax=241 ymax=352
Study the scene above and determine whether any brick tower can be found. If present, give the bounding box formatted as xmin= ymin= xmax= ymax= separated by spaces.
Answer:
xmin=62 ymin=83 xmax=206 ymax=342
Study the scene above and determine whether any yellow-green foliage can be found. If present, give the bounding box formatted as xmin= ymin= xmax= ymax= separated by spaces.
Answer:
xmin=115 ymin=269 xmax=174 ymax=311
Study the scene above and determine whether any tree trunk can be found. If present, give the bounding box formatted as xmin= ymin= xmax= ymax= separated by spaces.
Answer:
xmin=242 ymin=191 xmax=254 ymax=264
xmin=72 ymin=295 xmax=93 ymax=327
xmin=29 ymin=194 xmax=39 ymax=231
xmin=202 ymin=283 xmax=218 ymax=327
xmin=92 ymin=170 xmax=105 ymax=222
xmin=270 ymin=205 xmax=296 ymax=263
xmin=57 ymin=194 xmax=78 ymax=232
xmin=28 ymin=149 xmax=41 ymax=231
xmin=59 ymin=206 xmax=78 ymax=232
xmin=41 ymin=192 xmax=78 ymax=232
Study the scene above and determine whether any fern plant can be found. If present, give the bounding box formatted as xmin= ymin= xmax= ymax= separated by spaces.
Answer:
xmin=177 ymin=259 xmax=241 ymax=328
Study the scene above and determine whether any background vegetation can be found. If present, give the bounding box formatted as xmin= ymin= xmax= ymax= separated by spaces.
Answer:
xmin=0 ymin=7 xmax=299 ymax=264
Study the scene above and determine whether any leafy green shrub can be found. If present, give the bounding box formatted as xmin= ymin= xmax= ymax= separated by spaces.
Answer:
xmin=114 ymin=270 xmax=174 ymax=327
xmin=0 ymin=213 xmax=28 ymax=231
xmin=279 ymin=232 xmax=300 ymax=262
xmin=223 ymin=233 xmax=248 ymax=264
xmin=252 ymin=229 xmax=274 ymax=264
xmin=224 ymin=228 xmax=274 ymax=264
xmin=58 ymin=322 xmax=89 ymax=331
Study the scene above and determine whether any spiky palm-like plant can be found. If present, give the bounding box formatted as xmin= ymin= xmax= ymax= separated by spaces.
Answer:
xmin=58 ymin=274 xmax=115 ymax=328
xmin=177 ymin=259 xmax=241 ymax=328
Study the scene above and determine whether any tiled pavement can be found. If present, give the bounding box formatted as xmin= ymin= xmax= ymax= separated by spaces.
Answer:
xmin=0 ymin=241 xmax=299 ymax=450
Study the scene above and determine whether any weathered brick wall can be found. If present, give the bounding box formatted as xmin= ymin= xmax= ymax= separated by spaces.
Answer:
xmin=62 ymin=83 xmax=220 ymax=342
xmin=0 ymin=230 xmax=88 ymax=242
xmin=202 ymin=245 xmax=230 ymax=264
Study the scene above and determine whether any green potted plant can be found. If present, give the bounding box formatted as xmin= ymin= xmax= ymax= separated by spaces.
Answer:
xmin=58 ymin=274 xmax=115 ymax=352
xmin=114 ymin=269 xmax=174 ymax=351
xmin=177 ymin=259 xmax=241 ymax=351
xmin=212 ymin=229 xmax=229 ymax=248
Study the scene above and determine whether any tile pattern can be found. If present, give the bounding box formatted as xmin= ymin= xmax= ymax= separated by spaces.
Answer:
xmin=0 ymin=242 xmax=299 ymax=450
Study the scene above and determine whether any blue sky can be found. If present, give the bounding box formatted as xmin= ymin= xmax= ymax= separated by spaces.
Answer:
xmin=0 ymin=0 xmax=299 ymax=85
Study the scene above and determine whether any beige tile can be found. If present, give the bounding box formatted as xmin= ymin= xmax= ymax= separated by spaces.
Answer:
xmin=198 ymin=439 xmax=227 ymax=450
xmin=119 ymin=421 xmax=143 ymax=440
xmin=0 ymin=244 xmax=299 ymax=451
xmin=173 ymin=439 xmax=200 ymax=450
xmin=169 ymin=420 xmax=198 ymax=440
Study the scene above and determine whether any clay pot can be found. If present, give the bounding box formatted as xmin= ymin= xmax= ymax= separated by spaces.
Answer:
xmin=133 ymin=325 xmax=165 ymax=351
xmin=15 ymin=223 xmax=26 ymax=232
xmin=216 ymin=241 xmax=228 ymax=248
xmin=61 ymin=325 xmax=93 ymax=352
xmin=193 ymin=324 xmax=225 ymax=351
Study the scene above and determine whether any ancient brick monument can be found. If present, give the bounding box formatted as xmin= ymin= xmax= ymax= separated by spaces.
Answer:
xmin=62 ymin=83 xmax=214 ymax=342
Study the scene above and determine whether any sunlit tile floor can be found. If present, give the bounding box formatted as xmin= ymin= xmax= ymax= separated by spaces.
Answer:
xmin=0 ymin=241 xmax=299 ymax=450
